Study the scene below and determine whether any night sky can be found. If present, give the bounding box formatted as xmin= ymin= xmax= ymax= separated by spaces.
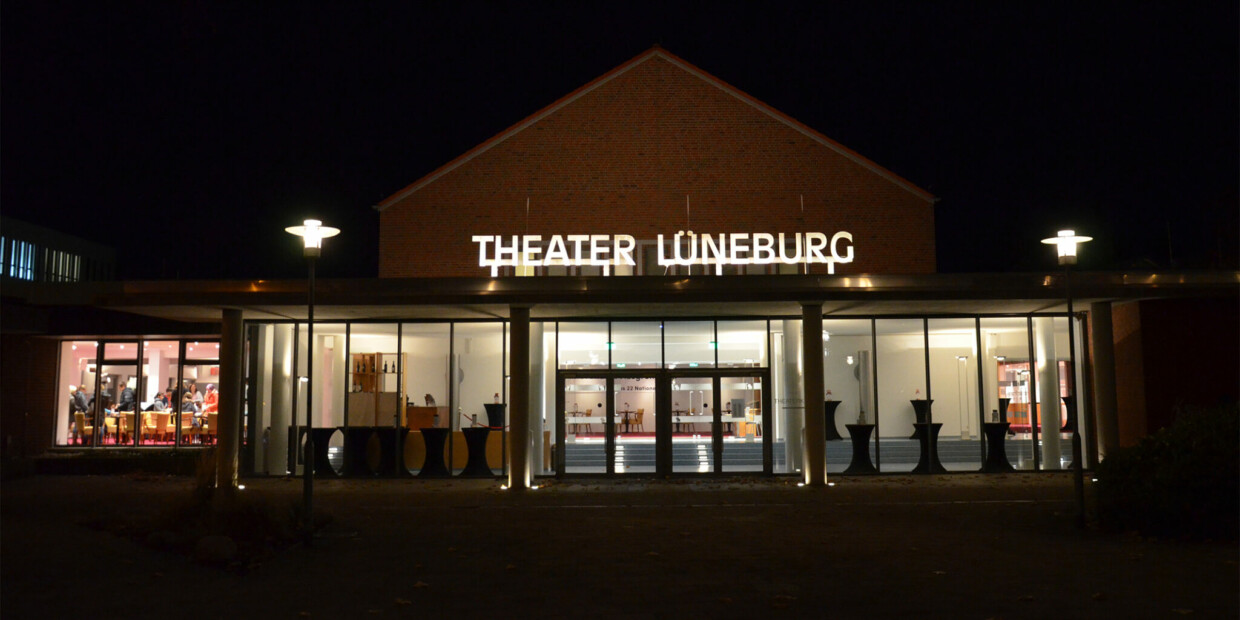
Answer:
xmin=3 ymin=2 xmax=1236 ymax=280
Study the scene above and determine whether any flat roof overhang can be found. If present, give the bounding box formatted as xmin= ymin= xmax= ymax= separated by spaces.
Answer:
xmin=22 ymin=271 xmax=1233 ymax=324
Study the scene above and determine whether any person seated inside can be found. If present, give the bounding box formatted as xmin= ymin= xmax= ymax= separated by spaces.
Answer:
xmin=182 ymin=393 xmax=204 ymax=427
xmin=202 ymin=384 xmax=219 ymax=413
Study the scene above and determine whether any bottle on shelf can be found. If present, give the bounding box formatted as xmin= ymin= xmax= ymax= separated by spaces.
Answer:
xmin=383 ymin=361 xmax=388 ymax=373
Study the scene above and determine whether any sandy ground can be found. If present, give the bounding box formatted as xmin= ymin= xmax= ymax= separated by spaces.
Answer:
xmin=2 ymin=473 xmax=1236 ymax=619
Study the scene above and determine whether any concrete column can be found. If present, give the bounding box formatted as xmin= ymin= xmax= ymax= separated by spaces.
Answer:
xmin=216 ymin=309 xmax=244 ymax=491
xmin=781 ymin=319 xmax=804 ymax=474
xmin=1089 ymin=302 xmax=1120 ymax=460
xmin=508 ymin=306 xmax=531 ymax=489
xmin=528 ymin=321 xmax=545 ymax=476
xmin=266 ymin=324 xmax=293 ymax=475
xmin=1034 ymin=317 xmax=1062 ymax=469
xmin=801 ymin=303 xmax=826 ymax=486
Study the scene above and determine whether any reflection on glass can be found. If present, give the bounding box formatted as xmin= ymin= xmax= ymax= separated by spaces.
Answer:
xmin=611 ymin=322 xmax=661 ymax=369
xmin=558 ymin=323 xmax=608 ymax=369
xmin=773 ymin=319 xmax=801 ymax=474
xmin=717 ymin=321 xmax=766 ymax=368
xmin=664 ymin=321 xmax=714 ymax=369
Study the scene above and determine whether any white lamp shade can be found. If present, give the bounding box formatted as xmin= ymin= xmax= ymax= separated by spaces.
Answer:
xmin=286 ymin=219 xmax=341 ymax=253
xmin=1041 ymin=229 xmax=1092 ymax=264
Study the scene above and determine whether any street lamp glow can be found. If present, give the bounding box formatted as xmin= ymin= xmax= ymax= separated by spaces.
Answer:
xmin=1040 ymin=229 xmax=1092 ymax=265
xmin=285 ymin=219 xmax=341 ymax=257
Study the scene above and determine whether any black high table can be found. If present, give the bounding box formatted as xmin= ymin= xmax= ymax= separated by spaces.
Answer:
xmin=843 ymin=423 xmax=877 ymax=474
xmin=911 ymin=422 xmax=947 ymax=473
xmin=980 ymin=422 xmax=1015 ymax=472
xmin=417 ymin=427 xmax=450 ymax=477
xmin=460 ymin=427 xmax=494 ymax=477
xmin=823 ymin=400 xmax=843 ymax=441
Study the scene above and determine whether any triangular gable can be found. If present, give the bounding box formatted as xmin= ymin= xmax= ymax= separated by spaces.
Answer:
xmin=376 ymin=46 xmax=935 ymax=210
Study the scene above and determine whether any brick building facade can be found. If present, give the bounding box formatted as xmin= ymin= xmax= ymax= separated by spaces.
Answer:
xmin=378 ymin=47 xmax=935 ymax=278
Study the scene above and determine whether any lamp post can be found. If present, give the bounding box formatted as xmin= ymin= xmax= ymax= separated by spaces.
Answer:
xmin=285 ymin=218 xmax=340 ymax=531
xmin=1041 ymin=229 xmax=1091 ymax=528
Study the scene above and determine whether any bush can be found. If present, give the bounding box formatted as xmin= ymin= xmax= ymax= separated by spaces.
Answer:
xmin=1095 ymin=402 xmax=1239 ymax=539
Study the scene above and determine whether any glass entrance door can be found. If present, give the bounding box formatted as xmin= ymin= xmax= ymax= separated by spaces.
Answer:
xmin=671 ymin=376 xmax=715 ymax=473
xmin=720 ymin=375 xmax=765 ymax=472
xmin=613 ymin=376 xmax=656 ymax=473
xmin=559 ymin=371 xmax=768 ymax=476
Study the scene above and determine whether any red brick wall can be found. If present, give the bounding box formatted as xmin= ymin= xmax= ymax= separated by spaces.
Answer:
xmin=1110 ymin=298 xmax=1238 ymax=447
xmin=1 ymin=335 xmax=59 ymax=458
xmin=1111 ymin=301 xmax=1147 ymax=446
xmin=379 ymin=55 xmax=935 ymax=278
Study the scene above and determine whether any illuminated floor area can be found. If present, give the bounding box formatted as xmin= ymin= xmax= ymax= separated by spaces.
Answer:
xmin=323 ymin=436 xmax=1071 ymax=475
xmin=563 ymin=436 xmax=1064 ymax=474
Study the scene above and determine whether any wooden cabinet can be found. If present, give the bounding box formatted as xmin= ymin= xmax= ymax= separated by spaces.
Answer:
xmin=348 ymin=353 xmax=405 ymax=427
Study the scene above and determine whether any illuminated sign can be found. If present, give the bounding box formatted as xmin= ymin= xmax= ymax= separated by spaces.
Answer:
xmin=472 ymin=231 xmax=854 ymax=276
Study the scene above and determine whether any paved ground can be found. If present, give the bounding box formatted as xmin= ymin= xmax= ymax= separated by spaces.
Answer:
xmin=3 ymin=473 xmax=1236 ymax=619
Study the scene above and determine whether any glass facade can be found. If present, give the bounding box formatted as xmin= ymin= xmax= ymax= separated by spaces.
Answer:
xmin=55 ymin=338 xmax=219 ymax=447
xmin=52 ymin=313 xmax=1093 ymax=479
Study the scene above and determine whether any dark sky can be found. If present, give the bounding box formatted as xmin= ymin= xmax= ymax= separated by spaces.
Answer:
xmin=3 ymin=1 xmax=1236 ymax=280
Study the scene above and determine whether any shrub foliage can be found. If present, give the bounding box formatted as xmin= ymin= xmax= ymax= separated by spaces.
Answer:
xmin=1095 ymin=402 xmax=1239 ymax=539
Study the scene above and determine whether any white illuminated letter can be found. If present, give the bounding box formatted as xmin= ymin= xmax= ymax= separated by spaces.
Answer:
xmin=701 ymin=233 xmax=726 ymax=275
xmin=590 ymin=235 xmax=611 ymax=275
xmin=496 ymin=235 xmax=519 ymax=266
xmin=752 ymin=233 xmax=775 ymax=264
xmin=657 ymin=234 xmax=672 ymax=266
xmin=522 ymin=235 xmax=543 ymax=267
xmin=729 ymin=233 xmax=750 ymax=264
xmin=805 ymin=232 xmax=828 ymax=265
xmin=544 ymin=235 xmax=569 ymax=265
xmin=830 ymin=231 xmax=854 ymax=264
xmin=613 ymin=235 xmax=636 ymax=267
xmin=567 ymin=235 xmax=589 ymax=266
xmin=778 ymin=233 xmax=803 ymax=264
xmin=472 ymin=235 xmax=494 ymax=268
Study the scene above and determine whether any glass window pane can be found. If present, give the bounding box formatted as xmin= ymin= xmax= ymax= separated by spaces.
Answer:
xmin=664 ymin=321 xmax=714 ymax=369
xmin=980 ymin=317 xmax=1035 ymax=470
xmin=564 ymin=377 xmax=605 ymax=474
xmin=772 ymin=319 xmax=801 ymax=474
xmin=822 ymin=319 xmax=873 ymax=473
xmin=875 ymin=319 xmax=926 ymax=472
xmin=717 ymin=320 xmax=767 ymax=368
xmin=611 ymin=321 xmax=661 ymax=369
xmin=1033 ymin=316 xmax=1073 ymax=471
xmin=346 ymin=324 xmax=399 ymax=428
xmin=452 ymin=323 xmax=505 ymax=474
xmin=928 ymin=319 xmax=982 ymax=471
xmin=558 ymin=322 xmax=608 ymax=370
xmin=400 ymin=323 xmax=450 ymax=475
xmin=103 ymin=342 xmax=136 ymax=360
xmin=721 ymin=375 xmax=764 ymax=472
xmin=57 ymin=341 xmax=98 ymax=446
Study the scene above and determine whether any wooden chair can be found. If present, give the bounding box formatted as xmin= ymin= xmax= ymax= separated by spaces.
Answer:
xmin=632 ymin=408 xmax=645 ymax=432
xmin=104 ymin=417 xmax=118 ymax=444
xmin=75 ymin=412 xmax=94 ymax=445
xmin=120 ymin=412 xmax=135 ymax=444
xmin=180 ymin=414 xmax=199 ymax=444
xmin=583 ymin=409 xmax=593 ymax=434
xmin=205 ymin=412 xmax=219 ymax=444
xmin=163 ymin=412 xmax=177 ymax=442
